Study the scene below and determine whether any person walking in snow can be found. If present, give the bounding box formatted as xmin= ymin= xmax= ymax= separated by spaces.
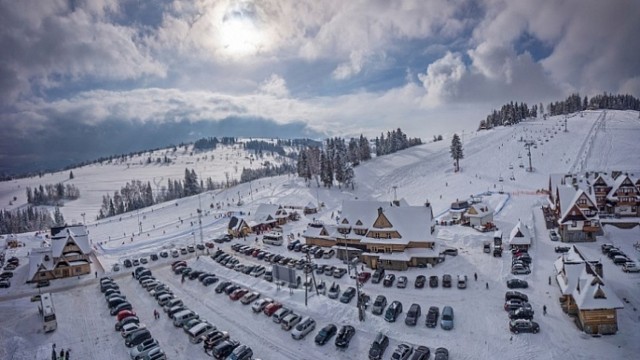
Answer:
xmin=65 ymin=349 xmax=69 ymax=360
xmin=59 ymin=349 xmax=64 ymax=359
xmin=485 ymin=282 xmax=489 ymax=289
xmin=543 ymin=305 xmax=547 ymax=315
xmin=474 ymin=272 xmax=477 ymax=281
xmin=51 ymin=344 xmax=56 ymax=360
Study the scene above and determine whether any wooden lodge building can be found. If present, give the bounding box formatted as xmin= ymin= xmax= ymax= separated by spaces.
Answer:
xmin=28 ymin=224 xmax=93 ymax=283
xmin=303 ymin=200 xmax=439 ymax=270
xmin=228 ymin=203 xmax=294 ymax=238
xmin=554 ymin=246 xmax=623 ymax=335
xmin=548 ymin=174 xmax=602 ymax=242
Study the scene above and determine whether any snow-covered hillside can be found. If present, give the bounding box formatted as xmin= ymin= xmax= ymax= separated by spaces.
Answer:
xmin=1 ymin=110 xmax=640 ymax=360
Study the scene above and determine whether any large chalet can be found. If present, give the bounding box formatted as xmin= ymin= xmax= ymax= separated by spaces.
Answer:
xmin=28 ymin=224 xmax=93 ymax=282
xmin=554 ymin=246 xmax=623 ymax=335
xmin=548 ymin=174 xmax=602 ymax=242
xmin=303 ymin=200 xmax=438 ymax=270
xmin=228 ymin=203 xmax=293 ymax=237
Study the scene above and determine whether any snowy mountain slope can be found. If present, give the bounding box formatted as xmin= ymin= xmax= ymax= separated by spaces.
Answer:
xmin=1 ymin=110 xmax=640 ymax=360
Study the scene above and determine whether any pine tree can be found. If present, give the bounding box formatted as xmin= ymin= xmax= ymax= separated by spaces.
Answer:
xmin=69 ymin=171 xmax=74 ymax=179
xmin=53 ymin=207 xmax=65 ymax=226
xmin=450 ymin=133 xmax=464 ymax=172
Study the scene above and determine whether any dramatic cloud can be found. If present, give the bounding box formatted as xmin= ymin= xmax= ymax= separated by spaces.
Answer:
xmin=0 ymin=0 xmax=638 ymax=174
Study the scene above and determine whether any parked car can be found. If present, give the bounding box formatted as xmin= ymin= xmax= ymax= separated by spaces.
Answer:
xmin=272 ymin=307 xmax=292 ymax=324
xmin=116 ymin=316 xmax=140 ymax=331
xmin=506 ymin=279 xmax=529 ymax=289
xmin=372 ymin=295 xmax=387 ymax=315
xmin=211 ymin=339 xmax=240 ymax=359
xmin=251 ymin=298 xmax=273 ymax=313
xmin=441 ymin=248 xmax=458 ymax=256
xmin=434 ymin=347 xmax=449 ymax=360
xmin=36 ymin=279 xmax=50 ymax=288
xmin=383 ymin=274 xmax=396 ymax=287
xmin=391 ymin=343 xmax=413 ymax=360
xmin=555 ymin=246 xmax=570 ymax=253
xmin=240 ymin=291 xmax=260 ymax=305
xmin=511 ymin=264 xmax=531 ymax=275
xmin=411 ymin=346 xmax=431 ymax=360
xmin=291 ymin=316 xmax=316 ymax=340
xmin=549 ymin=230 xmax=559 ymax=241
xmin=128 ymin=338 xmax=159 ymax=360
xmin=263 ymin=302 xmax=282 ymax=317
xmin=280 ymin=313 xmax=302 ymax=331
xmin=333 ymin=268 xmax=347 ymax=278
xmin=0 ymin=279 xmax=11 ymax=288
xmin=328 ymin=282 xmax=340 ymax=299
xmin=457 ymin=275 xmax=467 ymax=289
xmin=314 ymin=323 xmax=337 ymax=345
xmin=425 ymin=306 xmax=439 ymax=328
xmin=504 ymin=299 xmax=532 ymax=312
xmin=371 ymin=268 xmax=385 ymax=284
xmin=124 ymin=328 xmax=151 ymax=347
xmin=334 ymin=325 xmax=356 ymax=348
xmin=397 ymin=276 xmax=408 ymax=288
xmin=429 ymin=275 xmax=438 ymax=288
xmin=414 ymin=275 xmax=426 ymax=288
xmin=111 ymin=302 xmax=133 ymax=316
xmin=623 ymin=262 xmax=640 ymax=273
xmin=509 ymin=319 xmax=540 ymax=333
xmin=358 ymin=272 xmax=371 ymax=283
xmin=340 ymin=287 xmax=356 ymax=304
xmin=225 ymin=344 xmax=252 ymax=360
xmin=440 ymin=306 xmax=454 ymax=330
xmin=505 ymin=291 xmax=528 ymax=302
xmin=384 ymin=301 xmax=403 ymax=322
xmin=509 ymin=307 xmax=535 ymax=320
xmin=368 ymin=332 xmax=389 ymax=360
xmin=405 ymin=303 xmax=421 ymax=326
xmin=442 ymin=274 xmax=452 ymax=288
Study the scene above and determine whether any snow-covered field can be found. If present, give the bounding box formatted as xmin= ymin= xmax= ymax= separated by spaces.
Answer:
xmin=1 ymin=110 xmax=640 ymax=360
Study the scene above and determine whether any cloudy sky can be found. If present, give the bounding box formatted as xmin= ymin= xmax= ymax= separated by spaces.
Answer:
xmin=1 ymin=0 xmax=638 ymax=174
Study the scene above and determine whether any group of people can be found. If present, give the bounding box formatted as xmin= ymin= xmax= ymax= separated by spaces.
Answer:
xmin=51 ymin=344 xmax=70 ymax=360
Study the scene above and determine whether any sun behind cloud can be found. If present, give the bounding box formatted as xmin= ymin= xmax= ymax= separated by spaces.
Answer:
xmin=216 ymin=1 xmax=268 ymax=59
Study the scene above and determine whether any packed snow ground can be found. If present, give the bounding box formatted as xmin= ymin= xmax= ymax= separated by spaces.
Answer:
xmin=1 ymin=110 xmax=640 ymax=360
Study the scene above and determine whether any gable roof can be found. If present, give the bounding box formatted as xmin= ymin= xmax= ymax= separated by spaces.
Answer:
xmin=372 ymin=206 xmax=435 ymax=242
xmin=606 ymin=174 xmax=638 ymax=200
xmin=558 ymin=189 xmax=599 ymax=225
xmin=465 ymin=202 xmax=493 ymax=218
xmin=572 ymin=268 xmax=624 ymax=310
xmin=28 ymin=247 xmax=54 ymax=280
xmin=341 ymin=200 xmax=397 ymax=228
xmin=51 ymin=225 xmax=91 ymax=257
xmin=509 ymin=221 xmax=531 ymax=245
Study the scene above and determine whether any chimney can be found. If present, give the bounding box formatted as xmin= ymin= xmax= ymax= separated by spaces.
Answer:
xmin=425 ymin=199 xmax=431 ymax=208
xmin=377 ymin=207 xmax=383 ymax=216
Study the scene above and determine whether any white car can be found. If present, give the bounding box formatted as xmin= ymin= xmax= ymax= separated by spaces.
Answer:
xmin=121 ymin=323 xmax=145 ymax=338
xmin=251 ymin=298 xmax=273 ymax=313
xmin=241 ymin=291 xmax=260 ymax=305
xmin=623 ymin=262 xmax=640 ymax=273
xmin=291 ymin=316 xmax=316 ymax=340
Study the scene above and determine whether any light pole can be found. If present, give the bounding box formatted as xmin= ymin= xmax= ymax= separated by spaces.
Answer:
xmin=81 ymin=212 xmax=86 ymax=225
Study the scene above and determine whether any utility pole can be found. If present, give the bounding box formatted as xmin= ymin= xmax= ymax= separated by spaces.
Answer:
xmin=137 ymin=210 xmax=142 ymax=235
xmin=197 ymin=194 xmax=204 ymax=245
xmin=392 ymin=185 xmax=398 ymax=204
xmin=352 ymin=257 xmax=365 ymax=321
xmin=81 ymin=212 xmax=86 ymax=225
xmin=304 ymin=252 xmax=320 ymax=307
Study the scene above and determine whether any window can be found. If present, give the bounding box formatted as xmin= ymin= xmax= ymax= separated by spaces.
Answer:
xmin=572 ymin=220 xmax=577 ymax=227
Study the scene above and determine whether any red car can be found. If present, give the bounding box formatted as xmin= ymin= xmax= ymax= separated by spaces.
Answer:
xmin=205 ymin=242 xmax=214 ymax=249
xmin=229 ymin=288 xmax=249 ymax=301
xmin=116 ymin=310 xmax=136 ymax=322
xmin=358 ymin=272 xmax=371 ymax=283
xmin=263 ymin=302 xmax=282 ymax=316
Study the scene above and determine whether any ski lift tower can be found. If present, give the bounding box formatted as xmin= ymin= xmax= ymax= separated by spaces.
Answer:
xmin=197 ymin=194 xmax=204 ymax=245
xmin=524 ymin=141 xmax=535 ymax=172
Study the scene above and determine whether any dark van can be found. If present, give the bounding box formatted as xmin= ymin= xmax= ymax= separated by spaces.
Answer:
xmin=405 ymin=303 xmax=421 ymax=326
xmin=384 ymin=301 xmax=403 ymax=322
xmin=371 ymin=268 xmax=386 ymax=284
xmin=125 ymin=328 xmax=152 ymax=347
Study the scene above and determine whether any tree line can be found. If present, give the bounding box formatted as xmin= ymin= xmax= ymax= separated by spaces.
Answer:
xmin=244 ymin=140 xmax=286 ymax=157
xmin=240 ymin=162 xmax=296 ymax=183
xmin=0 ymin=206 xmax=64 ymax=234
xmin=26 ymin=183 xmax=80 ymax=206
xmin=479 ymin=92 xmax=640 ymax=130
xmin=375 ymin=128 xmax=423 ymax=156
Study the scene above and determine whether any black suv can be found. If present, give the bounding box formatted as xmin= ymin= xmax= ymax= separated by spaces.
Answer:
xmin=368 ymin=332 xmax=389 ymax=360
xmin=415 ymin=275 xmax=426 ymax=288
xmin=335 ymin=325 xmax=356 ymax=348
xmin=509 ymin=307 xmax=534 ymax=320
xmin=314 ymin=324 xmax=337 ymax=346
xmin=505 ymin=291 xmax=528 ymax=302
xmin=429 ymin=275 xmax=438 ymax=288
xmin=384 ymin=301 xmax=403 ymax=322
xmin=425 ymin=306 xmax=439 ymax=328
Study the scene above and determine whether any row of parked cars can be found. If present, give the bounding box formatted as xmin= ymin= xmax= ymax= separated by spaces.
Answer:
xmin=120 ymin=243 xmax=216 ymax=270
xmin=165 ymin=262 xmax=255 ymax=359
xmin=101 ymin=273 xmax=167 ymax=359
xmin=510 ymin=248 xmax=532 ymax=275
xmin=368 ymin=334 xmax=449 ymax=360
xmin=370 ymin=295 xmax=455 ymax=330
xmin=286 ymin=240 xmax=336 ymax=259
xmin=370 ymin=267 xmax=467 ymax=289
xmin=601 ymin=243 xmax=639 ymax=272
xmin=503 ymin=290 xmax=540 ymax=334
xmin=0 ymin=256 xmax=19 ymax=288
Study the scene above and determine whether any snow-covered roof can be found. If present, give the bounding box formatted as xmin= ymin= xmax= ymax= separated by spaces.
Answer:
xmin=378 ymin=206 xmax=435 ymax=241
xmin=509 ymin=221 xmax=531 ymax=245
xmin=340 ymin=200 xmax=396 ymax=226
xmin=465 ymin=202 xmax=493 ymax=218
xmin=51 ymin=225 xmax=91 ymax=258
xmin=606 ymin=175 xmax=638 ymax=201
xmin=304 ymin=202 xmax=317 ymax=209
xmin=557 ymin=186 xmax=577 ymax=213
xmin=555 ymin=262 xmax=584 ymax=296
xmin=28 ymin=247 xmax=54 ymax=280
xmin=558 ymin=189 xmax=599 ymax=225
xmin=572 ymin=269 xmax=624 ymax=310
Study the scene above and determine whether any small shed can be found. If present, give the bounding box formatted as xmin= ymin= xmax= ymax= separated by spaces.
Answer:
xmin=509 ymin=221 xmax=531 ymax=250
xmin=464 ymin=202 xmax=494 ymax=227
xmin=304 ymin=202 xmax=318 ymax=215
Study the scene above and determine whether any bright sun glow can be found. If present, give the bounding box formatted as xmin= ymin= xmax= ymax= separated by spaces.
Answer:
xmin=218 ymin=17 xmax=265 ymax=58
